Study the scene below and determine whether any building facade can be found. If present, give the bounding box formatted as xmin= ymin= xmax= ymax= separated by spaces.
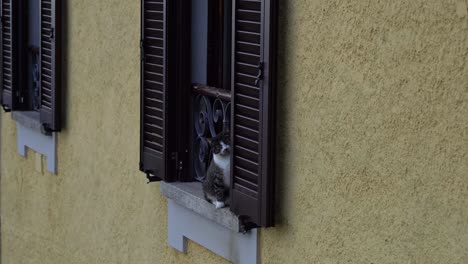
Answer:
xmin=1 ymin=0 xmax=467 ymax=263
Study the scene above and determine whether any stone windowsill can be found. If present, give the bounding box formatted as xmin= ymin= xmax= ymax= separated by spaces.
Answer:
xmin=160 ymin=182 xmax=240 ymax=232
xmin=12 ymin=111 xmax=50 ymax=135
xmin=12 ymin=110 xmax=57 ymax=173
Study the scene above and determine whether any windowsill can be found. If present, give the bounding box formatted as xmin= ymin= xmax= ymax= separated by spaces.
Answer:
xmin=12 ymin=111 xmax=50 ymax=135
xmin=11 ymin=110 xmax=57 ymax=173
xmin=160 ymin=182 xmax=240 ymax=232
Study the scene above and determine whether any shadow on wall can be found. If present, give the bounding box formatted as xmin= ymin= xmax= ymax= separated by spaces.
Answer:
xmin=61 ymin=0 xmax=69 ymax=130
xmin=275 ymin=0 xmax=293 ymax=229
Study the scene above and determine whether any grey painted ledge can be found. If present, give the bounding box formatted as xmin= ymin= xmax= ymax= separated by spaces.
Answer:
xmin=12 ymin=111 xmax=57 ymax=174
xmin=12 ymin=111 xmax=43 ymax=131
xmin=161 ymin=182 xmax=258 ymax=264
xmin=161 ymin=182 xmax=240 ymax=231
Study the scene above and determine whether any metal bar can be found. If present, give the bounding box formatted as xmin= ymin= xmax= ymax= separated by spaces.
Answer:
xmin=192 ymin=84 xmax=231 ymax=101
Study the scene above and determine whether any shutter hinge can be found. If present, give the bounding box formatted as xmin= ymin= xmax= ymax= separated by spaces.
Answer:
xmin=2 ymin=105 xmax=11 ymax=112
xmin=145 ymin=170 xmax=160 ymax=183
xmin=41 ymin=123 xmax=55 ymax=135
xmin=140 ymin=40 xmax=145 ymax=61
xmin=171 ymin=152 xmax=184 ymax=172
xmin=16 ymin=91 xmax=24 ymax=104
xmin=254 ymin=62 xmax=264 ymax=86
xmin=141 ymin=162 xmax=160 ymax=183
xmin=49 ymin=28 xmax=54 ymax=40
xmin=238 ymin=216 xmax=259 ymax=234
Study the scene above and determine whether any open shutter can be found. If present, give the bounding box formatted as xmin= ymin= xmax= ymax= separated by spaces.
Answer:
xmin=140 ymin=0 xmax=178 ymax=182
xmin=0 ymin=0 xmax=17 ymax=111
xmin=230 ymin=0 xmax=278 ymax=229
xmin=39 ymin=0 xmax=61 ymax=131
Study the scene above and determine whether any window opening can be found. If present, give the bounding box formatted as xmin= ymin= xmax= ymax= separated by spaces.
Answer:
xmin=191 ymin=0 xmax=232 ymax=182
xmin=21 ymin=0 xmax=41 ymax=111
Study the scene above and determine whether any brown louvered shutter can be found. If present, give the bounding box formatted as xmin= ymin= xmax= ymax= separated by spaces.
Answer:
xmin=39 ymin=0 xmax=61 ymax=131
xmin=230 ymin=0 xmax=277 ymax=229
xmin=0 ymin=0 xmax=17 ymax=111
xmin=140 ymin=0 xmax=178 ymax=182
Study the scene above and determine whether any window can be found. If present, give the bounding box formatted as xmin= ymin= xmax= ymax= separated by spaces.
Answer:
xmin=140 ymin=0 xmax=278 ymax=230
xmin=0 ymin=0 xmax=62 ymax=133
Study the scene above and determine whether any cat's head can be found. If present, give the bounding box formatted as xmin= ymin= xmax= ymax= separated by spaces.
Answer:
xmin=207 ymin=132 xmax=231 ymax=157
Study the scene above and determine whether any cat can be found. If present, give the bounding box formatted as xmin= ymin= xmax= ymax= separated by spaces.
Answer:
xmin=202 ymin=132 xmax=231 ymax=209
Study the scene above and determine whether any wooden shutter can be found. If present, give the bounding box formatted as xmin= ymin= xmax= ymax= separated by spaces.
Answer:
xmin=230 ymin=0 xmax=278 ymax=229
xmin=0 ymin=0 xmax=17 ymax=111
xmin=39 ymin=0 xmax=61 ymax=131
xmin=140 ymin=0 xmax=178 ymax=181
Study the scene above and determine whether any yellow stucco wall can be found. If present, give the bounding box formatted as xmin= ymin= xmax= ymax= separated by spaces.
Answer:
xmin=1 ymin=0 xmax=467 ymax=263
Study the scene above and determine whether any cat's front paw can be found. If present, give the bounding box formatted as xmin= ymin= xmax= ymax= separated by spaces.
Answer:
xmin=214 ymin=201 xmax=226 ymax=209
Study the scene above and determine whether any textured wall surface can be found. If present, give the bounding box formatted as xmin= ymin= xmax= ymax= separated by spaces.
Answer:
xmin=263 ymin=0 xmax=468 ymax=263
xmin=1 ymin=0 xmax=467 ymax=263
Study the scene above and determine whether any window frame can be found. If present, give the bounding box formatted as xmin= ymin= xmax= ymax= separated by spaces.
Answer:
xmin=140 ymin=0 xmax=278 ymax=230
xmin=0 ymin=0 xmax=62 ymax=133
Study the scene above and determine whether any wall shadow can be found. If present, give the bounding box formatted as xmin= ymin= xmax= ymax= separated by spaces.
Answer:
xmin=60 ymin=0 xmax=69 ymax=130
xmin=274 ymin=0 xmax=292 ymax=229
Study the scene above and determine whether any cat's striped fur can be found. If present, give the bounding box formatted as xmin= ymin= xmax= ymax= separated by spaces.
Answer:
xmin=202 ymin=133 xmax=231 ymax=209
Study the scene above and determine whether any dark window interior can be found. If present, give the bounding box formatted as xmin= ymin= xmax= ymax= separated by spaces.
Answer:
xmin=19 ymin=0 xmax=40 ymax=111
xmin=191 ymin=0 xmax=232 ymax=182
xmin=207 ymin=0 xmax=224 ymax=89
xmin=191 ymin=0 xmax=231 ymax=89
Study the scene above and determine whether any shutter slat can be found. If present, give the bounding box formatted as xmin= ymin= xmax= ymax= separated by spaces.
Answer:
xmin=1 ymin=0 xmax=16 ymax=110
xmin=233 ymin=172 xmax=258 ymax=190
xmin=230 ymin=0 xmax=277 ymax=229
xmin=140 ymin=0 xmax=173 ymax=181
xmin=39 ymin=0 xmax=61 ymax=131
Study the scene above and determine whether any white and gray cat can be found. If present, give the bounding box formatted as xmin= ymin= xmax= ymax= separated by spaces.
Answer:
xmin=202 ymin=132 xmax=231 ymax=209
